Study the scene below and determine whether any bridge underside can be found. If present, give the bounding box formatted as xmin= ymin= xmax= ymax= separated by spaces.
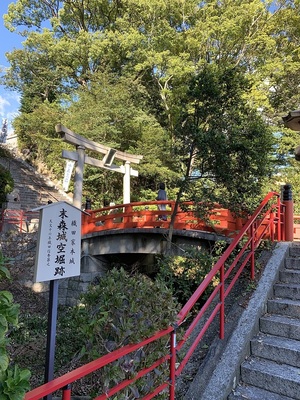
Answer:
xmin=81 ymin=228 xmax=230 ymax=273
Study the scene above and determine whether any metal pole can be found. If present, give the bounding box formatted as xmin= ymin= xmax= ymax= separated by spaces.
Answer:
xmin=250 ymin=224 xmax=255 ymax=280
xmin=219 ymin=264 xmax=225 ymax=340
xmin=73 ymin=145 xmax=85 ymax=209
xmin=277 ymin=195 xmax=282 ymax=241
xmin=44 ymin=279 xmax=59 ymax=400
xmin=169 ymin=330 xmax=176 ymax=400
xmin=123 ymin=161 xmax=131 ymax=204
xmin=62 ymin=384 xmax=72 ymax=400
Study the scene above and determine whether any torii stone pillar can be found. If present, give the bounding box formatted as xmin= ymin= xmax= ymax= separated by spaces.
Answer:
xmin=73 ymin=146 xmax=85 ymax=209
xmin=123 ymin=161 xmax=131 ymax=204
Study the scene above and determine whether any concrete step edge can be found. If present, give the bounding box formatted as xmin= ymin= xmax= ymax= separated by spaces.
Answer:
xmin=273 ymin=283 xmax=300 ymax=299
xmin=241 ymin=357 xmax=300 ymax=399
xmin=280 ymin=270 xmax=300 ymax=283
xmin=229 ymin=383 xmax=295 ymax=400
xmin=260 ymin=314 xmax=300 ymax=339
xmin=268 ymin=297 xmax=300 ymax=318
xmin=261 ymin=313 xmax=300 ymax=325
xmin=251 ymin=334 xmax=300 ymax=366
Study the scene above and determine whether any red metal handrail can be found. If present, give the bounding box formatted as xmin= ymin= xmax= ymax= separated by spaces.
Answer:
xmin=24 ymin=192 xmax=283 ymax=399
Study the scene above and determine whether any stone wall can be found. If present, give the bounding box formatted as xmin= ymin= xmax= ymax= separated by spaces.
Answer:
xmin=0 ymin=231 xmax=104 ymax=306
xmin=0 ymin=147 xmax=102 ymax=306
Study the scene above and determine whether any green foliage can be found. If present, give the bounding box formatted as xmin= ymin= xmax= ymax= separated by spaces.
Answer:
xmin=0 ymin=252 xmax=31 ymax=399
xmin=0 ymin=150 xmax=14 ymax=204
xmin=73 ymin=268 xmax=180 ymax=398
xmin=0 ymin=366 xmax=31 ymax=400
xmin=12 ymin=100 xmax=65 ymax=172
xmin=155 ymin=241 xmax=227 ymax=306
xmin=173 ymin=64 xmax=275 ymax=213
xmin=3 ymin=0 xmax=292 ymax=207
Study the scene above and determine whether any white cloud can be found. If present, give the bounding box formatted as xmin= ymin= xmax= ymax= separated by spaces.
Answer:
xmin=0 ymin=95 xmax=10 ymax=117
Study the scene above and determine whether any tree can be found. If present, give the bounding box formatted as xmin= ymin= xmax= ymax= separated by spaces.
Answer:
xmin=165 ymin=64 xmax=274 ymax=251
xmin=2 ymin=0 xmax=297 ymax=207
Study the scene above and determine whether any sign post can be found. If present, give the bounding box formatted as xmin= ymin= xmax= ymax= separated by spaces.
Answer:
xmin=33 ymin=201 xmax=82 ymax=400
xmin=44 ymin=279 xmax=59 ymax=398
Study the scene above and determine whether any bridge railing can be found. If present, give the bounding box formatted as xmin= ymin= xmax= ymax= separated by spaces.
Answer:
xmin=0 ymin=209 xmax=40 ymax=233
xmin=25 ymin=192 xmax=284 ymax=400
xmin=293 ymin=215 xmax=300 ymax=240
xmin=82 ymin=200 xmax=245 ymax=237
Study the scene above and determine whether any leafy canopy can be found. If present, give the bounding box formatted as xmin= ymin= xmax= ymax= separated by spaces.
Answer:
xmin=2 ymin=0 xmax=298 ymax=208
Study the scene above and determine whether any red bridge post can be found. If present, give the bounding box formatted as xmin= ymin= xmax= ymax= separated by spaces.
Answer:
xmin=282 ymin=184 xmax=294 ymax=241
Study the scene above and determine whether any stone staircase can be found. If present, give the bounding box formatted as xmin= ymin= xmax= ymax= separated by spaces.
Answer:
xmin=229 ymin=243 xmax=300 ymax=400
xmin=0 ymin=147 xmax=72 ymax=211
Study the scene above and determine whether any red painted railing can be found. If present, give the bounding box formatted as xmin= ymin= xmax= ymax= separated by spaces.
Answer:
xmin=293 ymin=215 xmax=300 ymax=240
xmin=24 ymin=192 xmax=284 ymax=399
xmin=81 ymin=201 xmax=247 ymax=237
xmin=0 ymin=210 xmax=40 ymax=233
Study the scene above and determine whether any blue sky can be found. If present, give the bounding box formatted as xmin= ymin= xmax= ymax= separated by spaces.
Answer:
xmin=0 ymin=0 xmax=22 ymax=136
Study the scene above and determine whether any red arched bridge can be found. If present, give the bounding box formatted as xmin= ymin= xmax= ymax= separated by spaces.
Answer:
xmin=1 ymin=192 xmax=299 ymax=240
xmin=81 ymin=197 xmax=285 ymax=239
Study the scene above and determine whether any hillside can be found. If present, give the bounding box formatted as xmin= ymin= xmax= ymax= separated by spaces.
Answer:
xmin=0 ymin=145 xmax=72 ymax=211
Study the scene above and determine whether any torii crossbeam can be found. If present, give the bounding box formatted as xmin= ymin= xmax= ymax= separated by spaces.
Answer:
xmin=56 ymin=124 xmax=143 ymax=208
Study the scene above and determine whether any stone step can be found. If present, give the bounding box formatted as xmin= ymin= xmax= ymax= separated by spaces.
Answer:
xmin=229 ymin=383 xmax=295 ymax=400
xmin=251 ymin=334 xmax=300 ymax=367
xmin=280 ymin=269 xmax=300 ymax=283
xmin=285 ymin=257 xmax=300 ymax=269
xmin=260 ymin=314 xmax=300 ymax=340
xmin=273 ymin=282 xmax=300 ymax=300
xmin=267 ymin=297 xmax=300 ymax=318
xmin=0 ymin=154 xmax=72 ymax=212
xmin=289 ymin=244 xmax=300 ymax=257
xmin=241 ymin=357 xmax=300 ymax=399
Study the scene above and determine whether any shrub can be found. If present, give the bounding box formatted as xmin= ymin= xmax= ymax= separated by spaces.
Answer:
xmin=155 ymin=241 xmax=227 ymax=306
xmin=0 ymin=252 xmax=31 ymax=399
xmin=74 ymin=267 xmax=180 ymax=398
xmin=0 ymin=164 xmax=14 ymax=204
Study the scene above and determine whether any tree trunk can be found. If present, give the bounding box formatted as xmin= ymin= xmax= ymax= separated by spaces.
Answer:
xmin=166 ymin=145 xmax=195 ymax=254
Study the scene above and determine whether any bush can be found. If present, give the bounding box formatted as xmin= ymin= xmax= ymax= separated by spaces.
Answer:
xmin=73 ymin=268 xmax=180 ymax=398
xmin=0 ymin=155 xmax=14 ymax=203
xmin=155 ymin=241 xmax=227 ymax=306
xmin=0 ymin=252 xmax=31 ymax=399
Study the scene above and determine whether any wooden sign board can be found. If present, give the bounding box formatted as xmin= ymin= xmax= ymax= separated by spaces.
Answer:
xmin=34 ymin=202 xmax=82 ymax=282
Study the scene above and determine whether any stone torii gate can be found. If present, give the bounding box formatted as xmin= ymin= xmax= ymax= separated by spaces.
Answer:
xmin=55 ymin=124 xmax=143 ymax=208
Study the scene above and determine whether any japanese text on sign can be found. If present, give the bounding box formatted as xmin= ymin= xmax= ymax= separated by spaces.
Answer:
xmin=34 ymin=202 xmax=81 ymax=282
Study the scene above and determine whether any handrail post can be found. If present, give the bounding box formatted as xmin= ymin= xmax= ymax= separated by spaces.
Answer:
xmin=276 ymin=195 xmax=281 ymax=241
xmin=81 ymin=210 xmax=92 ymax=235
xmin=62 ymin=384 xmax=72 ymax=400
xmin=219 ymin=264 xmax=225 ymax=339
xmin=270 ymin=211 xmax=275 ymax=242
xmin=169 ymin=329 xmax=177 ymax=400
xmin=123 ymin=204 xmax=132 ymax=225
xmin=282 ymin=184 xmax=294 ymax=241
xmin=250 ymin=224 xmax=255 ymax=280
xmin=20 ymin=210 xmax=23 ymax=233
